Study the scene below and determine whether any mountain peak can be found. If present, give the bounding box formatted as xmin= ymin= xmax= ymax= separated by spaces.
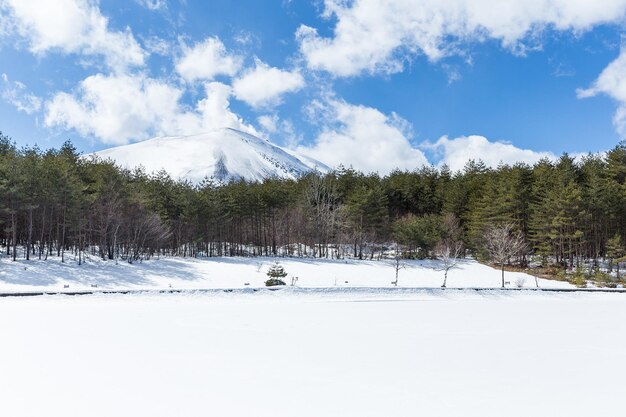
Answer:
xmin=91 ymin=129 xmax=329 ymax=183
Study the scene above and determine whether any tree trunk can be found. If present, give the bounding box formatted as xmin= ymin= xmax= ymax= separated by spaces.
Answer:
xmin=61 ymin=206 xmax=66 ymax=263
xmin=39 ymin=206 xmax=46 ymax=260
xmin=11 ymin=212 xmax=17 ymax=262
xmin=26 ymin=207 xmax=33 ymax=261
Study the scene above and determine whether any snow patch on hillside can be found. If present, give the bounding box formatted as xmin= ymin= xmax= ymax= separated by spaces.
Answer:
xmin=90 ymin=128 xmax=330 ymax=183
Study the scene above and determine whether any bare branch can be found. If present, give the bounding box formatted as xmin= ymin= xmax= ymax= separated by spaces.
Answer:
xmin=434 ymin=239 xmax=464 ymax=287
xmin=485 ymin=223 xmax=528 ymax=288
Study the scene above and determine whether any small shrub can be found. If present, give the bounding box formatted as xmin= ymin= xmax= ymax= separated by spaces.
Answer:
xmin=266 ymin=262 xmax=287 ymax=286
xmin=265 ymin=278 xmax=286 ymax=287
xmin=572 ymin=275 xmax=587 ymax=288
xmin=514 ymin=278 xmax=525 ymax=288
xmin=592 ymin=271 xmax=615 ymax=288
xmin=571 ymin=266 xmax=587 ymax=288
xmin=266 ymin=262 xmax=288 ymax=278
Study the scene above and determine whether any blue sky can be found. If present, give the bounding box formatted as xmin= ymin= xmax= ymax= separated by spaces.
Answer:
xmin=1 ymin=0 xmax=626 ymax=173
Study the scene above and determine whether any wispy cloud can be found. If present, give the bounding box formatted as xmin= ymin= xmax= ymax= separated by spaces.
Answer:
xmin=1 ymin=73 xmax=42 ymax=115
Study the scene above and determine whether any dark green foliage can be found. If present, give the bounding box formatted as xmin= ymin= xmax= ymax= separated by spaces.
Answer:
xmin=266 ymin=263 xmax=288 ymax=279
xmin=344 ymin=182 xmax=388 ymax=258
xmin=0 ymin=132 xmax=625 ymax=272
xmin=592 ymin=270 xmax=615 ymax=288
xmin=265 ymin=263 xmax=288 ymax=286
xmin=571 ymin=266 xmax=587 ymax=288
xmin=264 ymin=278 xmax=287 ymax=286
xmin=606 ymin=234 xmax=624 ymax=277
xmin=392 ymin=214 xmax=442 ymax=258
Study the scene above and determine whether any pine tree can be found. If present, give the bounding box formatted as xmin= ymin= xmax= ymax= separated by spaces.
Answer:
xmin=265 ymin=262 xmax=287 ymax=286
xmin=606 ymin=234 xmax=625 ymax=280
xmin=344 ymin=183 xmax=388 ymax=259
xmin=392 ymin=214 xmax=442 ymax=258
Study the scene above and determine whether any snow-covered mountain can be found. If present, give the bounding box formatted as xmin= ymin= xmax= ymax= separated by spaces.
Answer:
xmin=91 ymin=128 xmax=329 ymax=183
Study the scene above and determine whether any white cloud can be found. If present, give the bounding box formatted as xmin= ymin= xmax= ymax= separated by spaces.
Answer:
xmin=233 ymin=60 xmax=305 ymax=108
xmin=298 ymin=0 xmax=626 ymax=76
xmin=136 ymin=0 xmax=166 ymax=11
xmin=424 ymin=135 xmax=555 ymax=172
xmin=257 ymin=114 xmax=302 ymax=148
xmin=44 ymin=73 xmax=257 ymax=144
xmin=578 ymin=46 xmax=626 ymax=137
xmin=233 ymin=30 xmax=257 ymax=46
xmin=296 ymin=98 xmax=429 ymax=174
xmin=295 ymin=96 xmax=556 ymax=173
xmin=0 ymin=7 xmax=9 ymax=38
xmin=194 ymin=82 xmax=257 ymax=135
xmin=142 ymin=35 xmax=172 ymax=56
xmin=257 ymin=114 xmax=279 ymax=133
xmin=1 ymin=73 xmax=42 ymax=114
xmin=1 ymin=0 xmax=145 ymax=71
xmin=175 ymin=37 xmax=241 ymax=82
xmin=614 ymin=106 xmax=626 ymax=137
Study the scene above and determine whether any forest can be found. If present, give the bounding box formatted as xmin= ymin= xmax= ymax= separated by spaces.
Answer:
xmin=1 ymin=131 xmax=625 ymax=283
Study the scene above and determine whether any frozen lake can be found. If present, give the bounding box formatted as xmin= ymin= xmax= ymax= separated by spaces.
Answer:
xmin=1 ymin=290 xmax=624 ymax=416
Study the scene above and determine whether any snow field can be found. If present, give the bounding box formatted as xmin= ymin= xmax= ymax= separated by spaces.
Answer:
xmin=0 ymin=291 xmax=624 ymax=417
xmin=0 ymin=255 xmax=573 ymax=292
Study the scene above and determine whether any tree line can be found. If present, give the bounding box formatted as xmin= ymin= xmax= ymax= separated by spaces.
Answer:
xmin=1 ymin=132 xmax=625 ymax=280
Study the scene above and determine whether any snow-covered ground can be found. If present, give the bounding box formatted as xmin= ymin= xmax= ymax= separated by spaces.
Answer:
xmin=0 ymin=290 xmax=624 ymax=417
xmin=0 ymin=254 xmax=573 ymax=292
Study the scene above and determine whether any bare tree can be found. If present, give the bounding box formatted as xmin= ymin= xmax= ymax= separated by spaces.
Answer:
xmin=485 ymin=223 xmax=528 ymax=288
xmin=391 ymin=243 xmax=405 ymax=286
xmin=434 ymin=239 xmax=463 ymax=288
xmin=303 ymin=172 xmax=338 ymax=258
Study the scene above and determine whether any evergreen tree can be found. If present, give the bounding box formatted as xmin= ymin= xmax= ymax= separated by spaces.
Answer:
xmin=606 ymin=233 xmax=625 ymax=279
xmin=0 ymin=134 xmax=625 ymax=274
xmin=265 ymin=262 xmax=288 ymax=286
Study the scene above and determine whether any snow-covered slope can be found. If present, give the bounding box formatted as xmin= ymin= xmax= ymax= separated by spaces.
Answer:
xmin=0 ymin=256 xmax=573 ymax=292
xmin=91 ymin=128 xmax=329 ymax=183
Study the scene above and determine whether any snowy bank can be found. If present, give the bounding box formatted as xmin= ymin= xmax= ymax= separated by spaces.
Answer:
xmin=0 ymin=255 xmax=573 ymax=292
